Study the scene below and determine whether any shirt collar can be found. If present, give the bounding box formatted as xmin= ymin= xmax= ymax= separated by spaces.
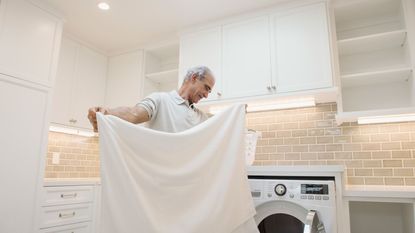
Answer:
xmin=170 ymin=90 xmax=195 ymax=109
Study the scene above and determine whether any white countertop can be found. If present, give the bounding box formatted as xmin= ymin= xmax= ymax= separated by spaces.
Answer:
xmin=246 ymin=165 xmax=345 ymax=176
xmin=344 ymin=185 xmax=415 ymax=199
xmin=44 ymin=178 xmax=101 ymax=186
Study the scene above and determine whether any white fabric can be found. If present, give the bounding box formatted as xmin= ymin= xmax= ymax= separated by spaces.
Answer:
xmin=97 ymin=104 xmax=259 ymax=233
xmin=137 ymin=90 xmax=208 ymax=133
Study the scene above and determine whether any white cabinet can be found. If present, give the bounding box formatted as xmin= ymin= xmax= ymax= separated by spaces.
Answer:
xmin=271 ymin=2 xmax=333 ymax=93
xmin=0 ymin=0 xmax=62 ymax=87
xmin=334 ymin=0 xmax=415 ymax=123
xmin=179 ymin=1 xmax=335 ymax=104
xmin=39 ymin=182 xmax=101 ymax=233
xmin=222 ymin=16 xmax=273 ymax=98
xmin=0 ymin=1 xmax=63 ymax=232
xmin=142 ymin=43 xmax=179 ymax=98
xmin=50 ymin=36 xmax=107 ymax=130
xmin=105 ymin=50 xmax=144 ymax=108
xmin=179 ymin=27 xmax=223 ymax=101
xmin=0 ymin=74 xmax=51 ymax=233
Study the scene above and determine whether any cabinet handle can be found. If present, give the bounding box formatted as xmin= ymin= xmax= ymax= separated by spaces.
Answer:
xmin=266 ymin=86 xmax=271 ymax=90
xmin=217 ymin=92 xmax=222 ymax=97
xmin=68 ymin=119 xmax=77 ymax=124
xmin=272 ymin=85 xmax=276 ymax=90
xmin=60 ymin=193 xmax=77 ymax=199
xmin=59 ymin=211 xmax=76 ymax=218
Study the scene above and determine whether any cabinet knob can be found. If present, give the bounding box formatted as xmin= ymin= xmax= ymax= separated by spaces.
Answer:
xmin=266 ymin=86 xmax=271 ymax=90
xmin=272 ymin=85 xmax=276 ymax=90
xmin=217 ymin=92 xmax=222 ymax=97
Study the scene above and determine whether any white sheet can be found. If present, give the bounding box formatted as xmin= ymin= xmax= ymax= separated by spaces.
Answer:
xmin=97 ymin=104 xmax=259 ymax=233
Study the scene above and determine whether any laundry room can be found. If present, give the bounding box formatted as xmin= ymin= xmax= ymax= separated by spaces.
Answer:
xmin=1 ymin=0 xmax=415 ymax=233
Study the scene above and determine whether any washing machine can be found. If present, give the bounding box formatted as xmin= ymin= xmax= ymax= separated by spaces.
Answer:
xmin=248 ymin=174 xmax=337 ymax=233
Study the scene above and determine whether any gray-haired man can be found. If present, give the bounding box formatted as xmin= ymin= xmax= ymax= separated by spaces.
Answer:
xmin=88 ymin=66 xmax=215 ymax=133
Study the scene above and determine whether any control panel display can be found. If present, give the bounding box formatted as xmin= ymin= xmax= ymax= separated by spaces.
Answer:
xmin=301 ymin=184 xmax=329 ymax=195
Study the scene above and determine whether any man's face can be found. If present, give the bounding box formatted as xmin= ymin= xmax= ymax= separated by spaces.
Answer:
xmin=188 ymin=74 xmax=215 ymax=104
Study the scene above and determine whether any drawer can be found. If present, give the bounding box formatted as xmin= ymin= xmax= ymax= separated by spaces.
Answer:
xmin=43 ymin=186 xmax=94 ymax=206
xmin=40 ymin=203 xmax=93 ymax=229
xmin=39 ymin=222 xmax=91 ymax=233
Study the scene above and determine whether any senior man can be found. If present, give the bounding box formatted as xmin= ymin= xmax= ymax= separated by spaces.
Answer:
xmin=88 ymin=66 xmax=215 ymax=132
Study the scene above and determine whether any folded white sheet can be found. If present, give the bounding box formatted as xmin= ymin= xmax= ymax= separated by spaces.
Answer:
xmin=97 ymin=104 xmax=259 ymax=233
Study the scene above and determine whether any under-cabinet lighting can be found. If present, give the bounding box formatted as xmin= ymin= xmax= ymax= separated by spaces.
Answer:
xmin=358 ymin=113 xmax=415 ymax=124
xmin=49 ymin=125 xmax=96 ymax=137
xmin=98 ymin=2 xmax=110 ymax=10
xmin=246 ymin=98 xmax=315 ymax=113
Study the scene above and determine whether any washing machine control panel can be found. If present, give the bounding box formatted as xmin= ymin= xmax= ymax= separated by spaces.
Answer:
xmin=248 ymin=178 xmax=336 ymax=207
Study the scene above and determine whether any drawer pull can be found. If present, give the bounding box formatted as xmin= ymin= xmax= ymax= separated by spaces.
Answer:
xmin=59 ymin=211 xmax=76 ymax=218
xmin=60 ymin=193 xmax=77 ymax=199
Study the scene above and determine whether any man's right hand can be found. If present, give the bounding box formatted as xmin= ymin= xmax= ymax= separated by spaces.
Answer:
xmin=87 ymin=107 xmax=109 ymax=132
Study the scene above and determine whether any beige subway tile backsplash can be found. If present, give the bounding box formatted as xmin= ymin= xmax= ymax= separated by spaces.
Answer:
xmin=45 ymin=103 xmax=415 ymax=186
xmin=247 ymin=103 xmax=415 ymax=186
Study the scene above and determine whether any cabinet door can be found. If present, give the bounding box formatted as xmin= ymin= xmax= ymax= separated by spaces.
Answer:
xmin=0 ymin=74 xmax=49 ymax=233
xmin=70 ymin=46 xmax=107 ymax=129
xmin=179 ymin=27 xmax=222 ymax=101
xmin=105 ymin=50 xmax=144 ymax=107
xmin=222 ymin=16 xmax=272 ymax=98
xmin=0 ymin=0 xmax=61 ymax=86
xmin=50 ymin=37 xmax=79 ymax=126
xmin=271 ymin=2 xmax=333 ymax=93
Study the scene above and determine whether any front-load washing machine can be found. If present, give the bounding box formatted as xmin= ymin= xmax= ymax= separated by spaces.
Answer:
xmin=248 ymin=174 xmax=337 ymax=233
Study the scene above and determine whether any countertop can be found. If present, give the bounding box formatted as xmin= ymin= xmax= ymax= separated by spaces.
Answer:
xmin=344 ymin=185 xmax=415 ymax=199
xmin=44 ymin=178 xmax=101 ymax=186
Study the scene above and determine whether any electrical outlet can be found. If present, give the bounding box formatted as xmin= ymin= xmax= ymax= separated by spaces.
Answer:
xmin=52 ymin=152 xmax=60 ymax=165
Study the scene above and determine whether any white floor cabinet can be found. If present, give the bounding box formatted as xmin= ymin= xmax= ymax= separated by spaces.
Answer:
xmin=39 ymin=181 xmax=101 ymax=233
xmin=0 ymin=0 xmax=63 ymax=232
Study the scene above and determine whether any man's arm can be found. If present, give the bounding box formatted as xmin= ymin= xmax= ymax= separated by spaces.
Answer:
xmin=87 ymin=106 xmax=150 ymax=132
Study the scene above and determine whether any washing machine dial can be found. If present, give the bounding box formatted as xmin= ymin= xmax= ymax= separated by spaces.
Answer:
xmin=274 ymin=184 xmax=287 ymax=196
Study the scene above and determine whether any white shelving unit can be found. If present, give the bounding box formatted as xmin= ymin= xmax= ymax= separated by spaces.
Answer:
xmin=142 ymin=43 xmax=180 ymax=98
xmin=335 ymin=0 xmax=415 ymax=124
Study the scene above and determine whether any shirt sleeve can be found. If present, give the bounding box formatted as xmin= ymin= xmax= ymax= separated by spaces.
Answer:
xmin=136 ymin=92 xmax=161 ymax=121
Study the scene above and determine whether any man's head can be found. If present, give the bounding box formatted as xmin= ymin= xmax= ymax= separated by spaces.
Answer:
xmin=180 ymin=66 xmax=215 ymax=105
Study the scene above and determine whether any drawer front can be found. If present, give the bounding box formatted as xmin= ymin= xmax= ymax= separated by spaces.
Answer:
xmin=40 ymin=203 xmax=93 ymax=229
xmin=43 ymin=186 xmax=94 ymax=206
xmin=39 ymin=222 xmax=91 ymax=233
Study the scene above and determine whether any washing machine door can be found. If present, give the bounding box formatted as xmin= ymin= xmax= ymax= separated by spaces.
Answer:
xmin=255 ymin=201 xmax=326 ymax=233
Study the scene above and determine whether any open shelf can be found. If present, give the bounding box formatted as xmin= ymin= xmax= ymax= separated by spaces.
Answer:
xmin=145 ymin=68 xmax=178 ymax=84
xmin=341 ymin=67 xmax=412 ymax=88
xmin=335 ymin=0 xmax=405 ymax=40
xmin=338 ymin=30 xmax=407 ymax=56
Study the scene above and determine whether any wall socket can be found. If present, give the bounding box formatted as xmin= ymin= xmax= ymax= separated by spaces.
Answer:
xmin=52 ymin=152 xmax=60 ymax=165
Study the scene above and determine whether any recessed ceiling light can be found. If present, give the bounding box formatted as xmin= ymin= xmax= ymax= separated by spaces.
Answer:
xmin=98 ymin=2 xmax=110 ymax=10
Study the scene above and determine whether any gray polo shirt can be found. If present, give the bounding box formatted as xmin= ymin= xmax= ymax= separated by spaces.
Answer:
xmin=137 ymin=90 xmax=209 ymax=133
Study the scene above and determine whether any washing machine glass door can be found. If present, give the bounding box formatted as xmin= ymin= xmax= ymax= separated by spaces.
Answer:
xmin=255 ymin=201 xmax=326 ymax=233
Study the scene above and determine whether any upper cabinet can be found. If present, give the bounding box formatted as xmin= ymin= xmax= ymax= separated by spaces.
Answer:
xmin=0 ymin=0 xmax=62 ymax=87
xmin=334 ymin=0 xmax=415 ymax=123
xmin=143 ymin=43 xmax=179 ymax=98
xmin=179 ymin=0 xmax=335 ymax=103
xmin=222 ymin=16 xmax=273 ymax=98
xmin=105 ymin=50 xmax=144 ymax=108
xmin=179 ymin=27 xmax=223 ymax=101
xmin=271 ymin=2 xmax=333 ymax=93
xmin=50 ymin=36 xmax=107 ymax=130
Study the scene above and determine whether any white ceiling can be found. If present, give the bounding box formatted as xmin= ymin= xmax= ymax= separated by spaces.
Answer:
xmin=43 ymin=0 xmax=290 ymax=54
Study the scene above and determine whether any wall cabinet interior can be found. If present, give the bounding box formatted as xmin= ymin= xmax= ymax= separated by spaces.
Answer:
xmin=335 ymin=0 xmax=414 ymax=119
xmin=143 ymin=43 xmax=179 ymax=98
xmin=349 ymin=201 xmax=414 ymax=233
